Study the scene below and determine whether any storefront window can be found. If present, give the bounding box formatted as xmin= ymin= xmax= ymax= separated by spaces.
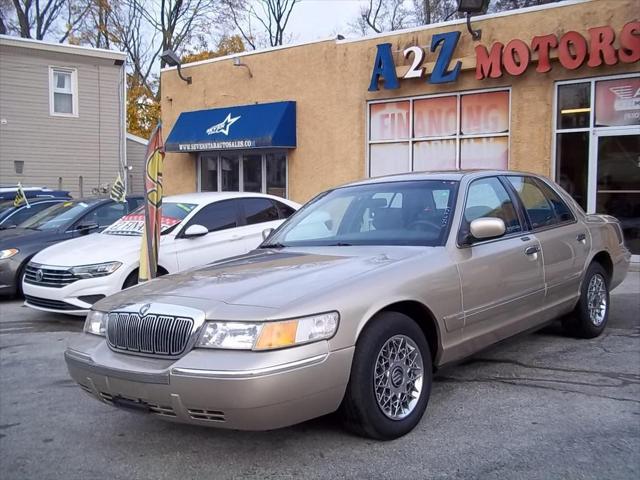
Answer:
xmin=368 ymin=89 xmax=510 ymax=176
xmin=243 ymin=155 xmax=262 ymax=192
xmin=556 ymin=83 xmax=591 ymax=129
xmin=198 ymin=152 xmax=288 ymax=198
xmin=555 ymin=132 xmax=589 ymax=210
xmin=266 ymin=153 xmax=287 ymax=197
xmin=595 ymin=77 xmax=640 ymax=127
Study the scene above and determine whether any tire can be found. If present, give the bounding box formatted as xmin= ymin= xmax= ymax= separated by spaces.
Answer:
xmin=340 ymin=311 xmax=432 ymax=440
xmin=562 ymin=262 xmax=610 ymax=339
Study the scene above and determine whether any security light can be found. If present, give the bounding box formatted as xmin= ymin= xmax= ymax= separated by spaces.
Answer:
xmin=458 ymin=0 xmax=489 ymax=40
xmin=160 ymin=49 xmax=192 ymax=85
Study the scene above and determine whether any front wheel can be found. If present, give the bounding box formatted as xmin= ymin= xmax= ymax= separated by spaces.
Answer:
xmin=562 ymin=262 xmax=610 ymax=338
xmin=340 ymin=312 xmax=432 ymax=440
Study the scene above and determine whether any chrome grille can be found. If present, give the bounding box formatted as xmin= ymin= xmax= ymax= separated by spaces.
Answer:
xmin=106 ymin=312 xmax=194 ymax=357
xmin=24 ymin=263 xmax=77 ymax=288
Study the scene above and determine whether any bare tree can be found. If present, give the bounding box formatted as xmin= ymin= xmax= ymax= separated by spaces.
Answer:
xmin=8 ymin=0 xmax=91 ymax=41
xmin=411 ymin=0 xmax=459 ymax=26
xmin=355 ymin=0 xmax=412 ymax=34
xmin=220 ymin=0 xmax=299 ymax=50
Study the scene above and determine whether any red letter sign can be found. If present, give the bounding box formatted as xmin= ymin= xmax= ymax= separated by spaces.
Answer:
xmin=619 ymin=21 xmax=640 ymax=63
xmin=503 ymin=39 xmax=530 ymax=76
xmin=531 ymin=34 xmax=558 ymax=73
xmin=558 ymin=31 xmax=588 ymax=70
xmin=588 ymin=26 xmax=618 ymax=67
xmin=475 ymin=43 xmax=503 ymax=79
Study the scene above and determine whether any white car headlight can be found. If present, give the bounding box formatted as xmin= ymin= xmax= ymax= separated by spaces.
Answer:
xmin=0 ymin=248 xmax=19 ymax=260
xmin=83 ymin=310 xmax=108 ymax=336
xmin=71 ymin=261 xmax=122 ymax=279
xmin=197 ymin=311 xmax=339 ymax=351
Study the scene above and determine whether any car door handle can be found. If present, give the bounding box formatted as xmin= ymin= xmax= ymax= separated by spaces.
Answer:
xmin=524 ymin=245 xmax=540 ymax=255
xmin=576 ymin=233 xmax=586 ymax=243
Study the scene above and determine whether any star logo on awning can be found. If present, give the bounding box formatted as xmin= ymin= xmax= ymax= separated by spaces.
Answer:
xmin=206 ymin=113 xmax=241 ymax=136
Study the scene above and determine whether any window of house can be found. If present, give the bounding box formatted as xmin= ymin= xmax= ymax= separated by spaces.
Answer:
xmin=49 ymin=67 xmax=78 ymax=116
xmin=368 ymin=89 xmax=510 ymax=177
xmin=199 ymin=152 xmax=288 ymax=198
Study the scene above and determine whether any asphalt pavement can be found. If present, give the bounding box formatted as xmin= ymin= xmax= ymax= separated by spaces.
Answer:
xmin=1 ymin=271 xmax=639 ymax=480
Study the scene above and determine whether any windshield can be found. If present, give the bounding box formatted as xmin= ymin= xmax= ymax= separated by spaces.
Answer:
xmin=103 ymin=202 xmax=197 ymax=236
xmin=18 ymin=200 xmax=98 ymax=231
xmin=266 ymin=180 xmax=458 ymax=247
xmin=0 ymin=200 xmax=15 ymax=217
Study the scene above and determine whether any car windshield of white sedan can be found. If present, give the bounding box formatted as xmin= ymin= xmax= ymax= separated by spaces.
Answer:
xmin=18 ymin=200 xmax=100 ymax=230
xmin=103 ymin=202 xmax=197 ymax=236
xmin=267 ymin=180 xmax=459 ymax=247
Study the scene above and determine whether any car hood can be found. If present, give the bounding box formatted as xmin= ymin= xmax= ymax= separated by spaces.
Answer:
xmin=0 ymin=228 xmax=63 ymax=248
xmin=31 ymin=232 xmax=165 ymax=265
xmin=94 ymin=246 xmax=433 ymax=315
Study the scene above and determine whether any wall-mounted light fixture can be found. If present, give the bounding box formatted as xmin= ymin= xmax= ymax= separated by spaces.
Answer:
xmin=457 ymin=0 xmax=489 ymax=41
xmin=160 ymin=49 xmax=192 ymax=84
xmin=233 ymin=57 xmax=253 ymax=78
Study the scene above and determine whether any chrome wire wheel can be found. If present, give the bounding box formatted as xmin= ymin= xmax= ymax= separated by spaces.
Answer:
xmin=587 ymin=273 xmax=608 ymax=326
xmin=374 ymin=334 xmax=424 ymax=420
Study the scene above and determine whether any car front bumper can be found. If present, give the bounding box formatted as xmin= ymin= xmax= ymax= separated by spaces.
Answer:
xmin=64 ymin=336 xmax=354 ymax=431
xmin=22 ymin=270 xmax=129 ymax=315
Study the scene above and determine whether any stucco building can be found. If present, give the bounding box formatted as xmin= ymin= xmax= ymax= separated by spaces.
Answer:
xmin=161 ymin=0 xmax=639 ymax=258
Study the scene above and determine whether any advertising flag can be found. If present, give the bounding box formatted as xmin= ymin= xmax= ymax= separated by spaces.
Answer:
xmin=139 ymin=123 xmax=165 ymax=283
xmin=110 ymin=174 xmax=126 ymax=203
xmin=14 ymin=183 xmax=30 ymax=208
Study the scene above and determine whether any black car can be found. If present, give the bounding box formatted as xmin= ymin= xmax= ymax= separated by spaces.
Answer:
xmin=0 ymin=196 xmax=143 ymax=296
xmin=0 ymin=197 xmax=72 ymax=229
xmin=0 ymin=187 xmax=71 ymax=200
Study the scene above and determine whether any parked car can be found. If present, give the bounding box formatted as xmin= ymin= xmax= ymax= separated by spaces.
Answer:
xmin=23 ymin=192 xmax=300 ymax=315
xmin=65 ymin=171 xmax=630 ymax=439
xmin=0 ymin=186 xmax=71 ymax=200
xmin=0 ymin=197 xmax=143 ymax=297
xmin=0 ymin=197 xmax=72 ymax=229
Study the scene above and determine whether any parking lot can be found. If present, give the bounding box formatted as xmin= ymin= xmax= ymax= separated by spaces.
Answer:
xmin=0 ymin=271 xmax=638 ymax=480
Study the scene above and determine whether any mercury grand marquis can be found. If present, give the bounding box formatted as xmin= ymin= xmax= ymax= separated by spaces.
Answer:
xmin=65 ymin=170 xmax=630 ymax=440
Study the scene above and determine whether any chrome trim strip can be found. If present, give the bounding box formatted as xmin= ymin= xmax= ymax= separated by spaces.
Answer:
xmin=170 ymin=353 xmax=328 ymax=379
xmin=64 ymin=349 xmax=170 ymax=385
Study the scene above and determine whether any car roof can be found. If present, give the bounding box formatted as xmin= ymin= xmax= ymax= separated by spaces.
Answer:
xmin=163 ymin=191 xmax=288 ymax=205
xmin=343 ymin=170 xmax=546 ymax=187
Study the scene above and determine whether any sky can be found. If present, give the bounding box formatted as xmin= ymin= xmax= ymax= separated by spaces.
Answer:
xmin=285 ymin=0 xmax=368 ymax=42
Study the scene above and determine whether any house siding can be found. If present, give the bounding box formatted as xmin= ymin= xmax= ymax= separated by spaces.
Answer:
xmin=0 ymin=44 xmax=125 ymax=197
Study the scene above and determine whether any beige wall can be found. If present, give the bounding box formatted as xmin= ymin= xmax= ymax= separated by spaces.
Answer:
xmin=161 ymin=0 xmax=639 ymax=203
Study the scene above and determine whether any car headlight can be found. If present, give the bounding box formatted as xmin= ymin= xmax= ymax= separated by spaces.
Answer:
xmin=83 ymin=310 xmax=108 ymax=336
xmin=197 ymin=311 xmax=339 ymax=351
xmin=0 ymin=248 xmax=19 ymax=260
xmin=71 ymin=261 xmax=122 ymax=278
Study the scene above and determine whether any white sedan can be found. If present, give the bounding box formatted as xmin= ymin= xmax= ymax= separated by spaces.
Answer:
xmin=22 ymin=192 xmax=299 ymax=315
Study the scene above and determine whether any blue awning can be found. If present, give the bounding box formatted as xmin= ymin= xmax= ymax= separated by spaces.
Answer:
xmin=165 ymin=101 xmax=296 ymax=152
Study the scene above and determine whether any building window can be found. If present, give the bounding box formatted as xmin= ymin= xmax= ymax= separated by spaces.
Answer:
xmin=198 ymin=151 xmax=288 ymax=198
xmin=49 ymin=67 xmax=78 ymax=116
xmin=367 ymin=89 xmax=510 ymax=177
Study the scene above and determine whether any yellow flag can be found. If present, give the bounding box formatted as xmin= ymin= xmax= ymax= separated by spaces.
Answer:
xmin=139 ymin=123 xmax=165 ymax=283
xmin=14 ymin=183 xmax=30 ymax=208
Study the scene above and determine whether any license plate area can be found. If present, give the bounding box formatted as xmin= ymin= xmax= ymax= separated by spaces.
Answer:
xmin=112 ymin=395 xmax=151 ymax=413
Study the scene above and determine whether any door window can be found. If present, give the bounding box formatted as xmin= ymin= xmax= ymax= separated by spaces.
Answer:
xmin=241 ymin=198 xmax=280 ymax=225
xmin=81 ymin=203 xmax=127 ymax=228
xmin=186 ymin=200 xmax=238 ymax=232
xmin=506 ymin=176 xmax=573 ymax=229
xmin=274 ymin=201 xmax=296 ymax=219
xmin=460 ymin=177 xmax=521 ymax=243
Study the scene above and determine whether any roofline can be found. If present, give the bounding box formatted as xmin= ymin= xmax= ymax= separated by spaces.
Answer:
xmin=126 ymin=133 xmax=148 ymax=145
xmin=162 ymin=0 xmax=593 ymax=72
xmin=0 ymin=34 xmax=127 ymax=61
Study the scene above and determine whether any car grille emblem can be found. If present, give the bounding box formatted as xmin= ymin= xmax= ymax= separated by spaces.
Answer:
xmin=139 ymin=303 xmax=151 ymax=316
xmin=35 ymin=269 xmax=44 ymax=282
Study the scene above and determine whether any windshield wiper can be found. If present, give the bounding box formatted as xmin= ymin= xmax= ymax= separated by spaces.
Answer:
xmin=259 ymin=242 xmax=287 ymax=249
xmin=326 ymin=242 xmax=353 ymax=246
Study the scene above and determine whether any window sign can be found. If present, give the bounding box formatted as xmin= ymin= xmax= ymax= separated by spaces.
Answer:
xmin=368 ymin=89 xmax=510 ymax=176
xmin=595 ymin=77 xmax=640 ymax=127
xmin=460 ymin=137 xmax=509 ymax=170
xmin=370 ymin=101 xmax=410 ymax=140
xmin=460 ymin=91 xmax=510 ymax=135
xmin=414 ymin=97 xmax=457 ymax=137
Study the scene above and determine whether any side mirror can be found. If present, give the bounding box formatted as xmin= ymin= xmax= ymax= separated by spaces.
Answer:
xmin=469 ymin=217 xmax=506 ymax=241
xmin=76 ymin=222 xmax=99 ymax=235
xmin=183 ymin=224 xmax=208 ymax=238
xmin=262 ymin=228 xmax=274 ymax=241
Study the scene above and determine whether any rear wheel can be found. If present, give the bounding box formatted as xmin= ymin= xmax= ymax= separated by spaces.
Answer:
xmin=562 ymin=262 xmax=610 ymax=338
xmin=340 ymin=312 xmax=432 ymax=440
